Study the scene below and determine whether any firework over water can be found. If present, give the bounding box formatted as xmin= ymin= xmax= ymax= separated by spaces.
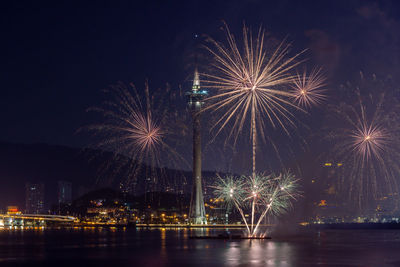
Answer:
xmin=213 ymin=172 xmax=301 ymax=237
xmin=326 ymin=74 xmax=400 ymax=208
xmin=84 ymin=82 xmax=189 ymax=194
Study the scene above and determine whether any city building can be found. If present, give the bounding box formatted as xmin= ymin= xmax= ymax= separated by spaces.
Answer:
xmin=6 ymin=206 xmax=21 ymax=215
xmin=25 ymin=182 xmax=45 ymax=214
xmin=58 ymin=181 xmax=72 ymax=205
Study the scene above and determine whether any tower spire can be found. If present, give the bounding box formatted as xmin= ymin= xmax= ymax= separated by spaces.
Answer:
xmin=192 ymin=68 xmax=200 ymax=91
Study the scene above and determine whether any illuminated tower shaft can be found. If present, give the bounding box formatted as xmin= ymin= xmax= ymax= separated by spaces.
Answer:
xmin=186 ymin=69 xmax=207 ymax=225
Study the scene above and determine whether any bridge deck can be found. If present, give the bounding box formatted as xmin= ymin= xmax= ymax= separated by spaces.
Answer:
xmin=0 ymin=214 xmax=76 ymax=222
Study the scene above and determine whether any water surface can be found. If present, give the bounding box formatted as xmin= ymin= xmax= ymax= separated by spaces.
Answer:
xmin=0 ymin=227 xmax=399 ymax=266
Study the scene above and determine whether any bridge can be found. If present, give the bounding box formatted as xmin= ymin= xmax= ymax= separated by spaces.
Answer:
xmin=0 ymin=214 xmax=76 ymax=227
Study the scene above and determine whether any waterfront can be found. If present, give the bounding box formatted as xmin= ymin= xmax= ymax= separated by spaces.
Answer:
xmin=0 ymin=227 xmax=400 ymax=266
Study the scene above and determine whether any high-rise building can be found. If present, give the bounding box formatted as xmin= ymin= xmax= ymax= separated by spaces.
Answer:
xmin=58 ymin=181 xmax=72 ymax=205
xmin=25 ymin=182 xmax=45 ymax=214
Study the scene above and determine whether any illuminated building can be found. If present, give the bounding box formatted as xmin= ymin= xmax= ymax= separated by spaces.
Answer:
xmin=58 ymin=181 xmax=72 ymax=205
xmin=25 ymin=182 xmax=45 ymax=214
xmin=6 ymin=206 xmax=21 ymax=215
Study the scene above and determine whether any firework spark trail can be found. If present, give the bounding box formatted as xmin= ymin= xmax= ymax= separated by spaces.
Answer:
xmin=291 ymin=68 xmax=327 ymax=108
xmin=202 ymin=23 xmax=307 ymax=177
xmin=212 ymin=175 xmax=251 ymax=233
xmin=84 ymin=81 xmax=188 ymax=193
xmin=213 ymin=172 xmax=300 ymax=237
xmin=327 ymin=82 xmax=400 ymax=206
xmin=252 ymin=172 xmax=300 ymax=235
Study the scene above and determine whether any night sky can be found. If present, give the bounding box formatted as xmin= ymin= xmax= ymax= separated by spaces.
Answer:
xmin=1 ymin=0 xmax=399 ymax=148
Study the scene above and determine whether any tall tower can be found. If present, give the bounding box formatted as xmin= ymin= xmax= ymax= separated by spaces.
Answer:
xmin=186 ymin=68 xmax=208 ymax=224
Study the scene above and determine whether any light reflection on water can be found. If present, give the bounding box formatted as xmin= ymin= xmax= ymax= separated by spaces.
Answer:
xmin=224 ymin=238 xmax=293 ymax=266
xmin=0 ymin=227 xmax=399 ymax=266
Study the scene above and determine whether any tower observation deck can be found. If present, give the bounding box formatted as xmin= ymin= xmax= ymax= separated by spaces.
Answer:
xmin=186 ymin=69 xmax=208 ymax=225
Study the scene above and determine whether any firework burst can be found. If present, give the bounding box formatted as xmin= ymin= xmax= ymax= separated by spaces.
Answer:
xmin=213 ymin=171 xmax=300 ymax=237
xmin=83 ymin=81 xmax=187 ymax=193
xmin=350 ymin=121 xmax=387 ymax=162
xmin=291 ymin=68 xmax=327 ymax=108
xmin=202 ymin=23 xmax=308 ymax=176
xmin=326 ymin=76 xmax=400 ymax=207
